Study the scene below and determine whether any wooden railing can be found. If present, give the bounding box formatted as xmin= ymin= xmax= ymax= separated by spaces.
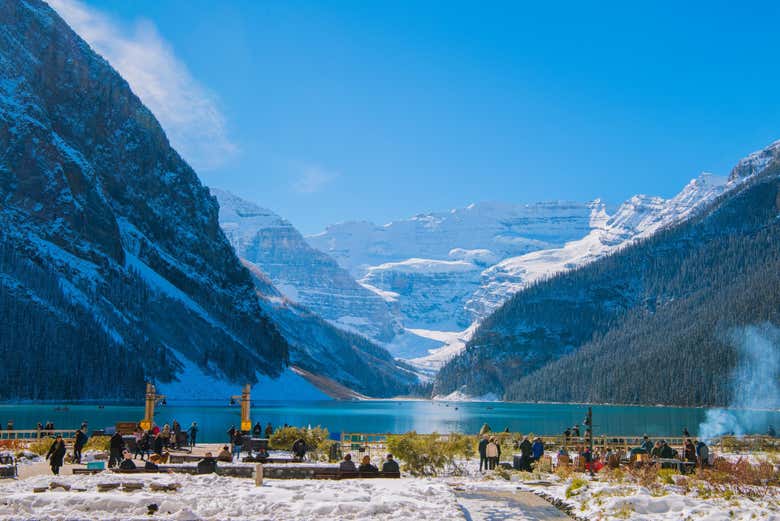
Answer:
xmin=339 ymin=432 xmax=780 ymax=456
xmin=0 ymin=429 xmax=79 ymax=441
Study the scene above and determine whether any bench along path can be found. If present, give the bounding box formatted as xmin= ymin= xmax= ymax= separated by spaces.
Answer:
xmin=455 ymin=489 xmax=572 ymax=521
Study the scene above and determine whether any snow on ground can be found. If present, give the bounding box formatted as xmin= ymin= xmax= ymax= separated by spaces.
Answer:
xmin=519 ymin=475 xmax=780 ymax=521
xmin=0 ymin=473 xmax=461 ymax=521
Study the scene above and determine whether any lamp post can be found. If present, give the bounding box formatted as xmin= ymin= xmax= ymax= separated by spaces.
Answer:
xmin=140 ymin=382 xmax=165 ymax=431
xmin=232 ymin=384 xmax=252 ymax=433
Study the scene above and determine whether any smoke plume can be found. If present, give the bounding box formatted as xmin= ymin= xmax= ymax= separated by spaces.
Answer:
xmin=698 ymin=323 xmax=780 ymax=439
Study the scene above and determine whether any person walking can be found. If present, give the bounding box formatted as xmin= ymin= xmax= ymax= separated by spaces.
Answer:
xmin=108 ymin=431 xmax=125 ymax=468
xmin=72 ymin=428 xmax=87 ymax=464
xmin=46 ymin=435 xmax=66 ymax=475
xmin=478 ymin=435 xmax=489 ymax=472
xmin=172 ymin=420 xmax=181 ymax=449
xmin=188 ymin=422 xmax=198 ymax=448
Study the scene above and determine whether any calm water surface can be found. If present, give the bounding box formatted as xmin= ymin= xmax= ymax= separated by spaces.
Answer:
xmin=2 ymin=401 xmax=778 ymax=442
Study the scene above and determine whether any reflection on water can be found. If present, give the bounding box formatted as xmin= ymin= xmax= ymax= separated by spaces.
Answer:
xmin=2 ymin=401 xmax=779 ymax=442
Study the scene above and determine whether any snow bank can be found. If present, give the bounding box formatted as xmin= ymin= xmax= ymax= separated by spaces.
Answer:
xmin=0 ymin=474 xmax=461 ymax=521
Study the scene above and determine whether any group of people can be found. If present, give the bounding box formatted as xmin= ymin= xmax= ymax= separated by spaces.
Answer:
xmin=478 ymin=435 xmax=545 ymax=472
xmin=632 ymin=435 xmax=710 ymax=469
xmin=339 ymin=453 xmax=399 ymax=474
xmin=128 ymin=421 xmax=199 ymax=461
xmin=43 ymin=426 xmax=89 ymax=474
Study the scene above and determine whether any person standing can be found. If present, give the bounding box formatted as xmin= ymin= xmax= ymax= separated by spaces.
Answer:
xmin=172 ymin=420 xmax=181 ymax=449
xmin=108 ymin=431 xmax=125 ymax=468
xmin=485 ymin=437 xmax=499 ymax=470
xmin=46 ymin=435 xmax=66 ymax=475
xmin=531 ymin=437 xmax=544 ymax=462
xmin=72 ymin=428 xmax=87 ymax=464
xmin=160 ymin=424 xmax=171 ymax=449
xmin=264 ymin=422 xmax=273 ymax=438
xmin=231 ymin=431 xmax=243 ymax=461
xmin=478 ymin=435 xmax=489 ymax=472
xmin=519 ymin=436 xmax=533 ymax=471
xmin=188 ymin=422 xmax=198 ymax=448
xmin=252 ymin=422 xmax=262 ymax=437
xmin=695 ymin=439 xmax=709 ymax=468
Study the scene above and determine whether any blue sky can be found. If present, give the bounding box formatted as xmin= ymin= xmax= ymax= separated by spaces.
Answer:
xmin=58 ymin=0 xmax=780 ymax=233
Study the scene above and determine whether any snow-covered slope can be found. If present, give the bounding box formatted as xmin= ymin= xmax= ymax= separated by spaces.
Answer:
xmin=211 ymin=189 xmax=401 ymax=341
xmin=0 ymin=0 xmax=289 ymax=399
xmin=470 ymin=173 xmax=729 ymax=319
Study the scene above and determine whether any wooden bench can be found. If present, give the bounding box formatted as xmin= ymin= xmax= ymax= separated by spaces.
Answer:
xmin=242 ymin=456 xmax=294 ymax=464
xmin=313 ymin=470 xmax=401 ymax=480
xmin=111 ymin=465 xmax=255 ymax=478
xmin=73 ymin=468 xmax=103 ymax=475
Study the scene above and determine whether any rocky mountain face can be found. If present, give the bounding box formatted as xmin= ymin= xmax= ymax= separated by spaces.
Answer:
xmin=433 ymin=141 xmax=780 ymax=404
xmin=0 ymin=0 xmax=418 ymax=401
xmin=211 ymin=189 xmax=401 ymax=341
xmin=0 ymin=0 xmax=289 ymax=399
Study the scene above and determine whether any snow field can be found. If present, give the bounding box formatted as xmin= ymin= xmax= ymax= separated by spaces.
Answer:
xmin=0 ymin=473 xmax=461 ymax=521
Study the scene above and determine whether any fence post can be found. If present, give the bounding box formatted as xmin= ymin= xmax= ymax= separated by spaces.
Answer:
xmin=255 ymin=464 xmax=263 ymax=486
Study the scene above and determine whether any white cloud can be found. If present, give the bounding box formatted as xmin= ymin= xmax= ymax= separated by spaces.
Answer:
xmin=291 ymin=163 xmax=340 ymax=194
xmin=48 ymin=0 xmax=237 ymax=171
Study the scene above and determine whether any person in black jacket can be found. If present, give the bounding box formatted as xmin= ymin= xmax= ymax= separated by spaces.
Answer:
xmin=381 ymin=454 xmax=400 ymax=473
xmin=72 ymin=428 xmax=87 ymax=464
xmin=109 ymin=432 xmax=125 ymax=468
xmin=252 ymin=422 xmax=262 ymax=437
xmin=188 ymin=422 xmax=198 ymax=448
xmin=519 ymin=436 xmax=533 ymax=471
xmin=197 ymin=452 xmax=218 ymax=474
xmin=46 ymin=435 xmax=66 ymax=475
xmin=231 ymin=431 xmax=243 ymax=461
xmin=358 ymin=455 xmax=378 ymax=473
xmin=339 ymin=454 xmax=356 ymax=472
xmin=119 ymin=450 xmax=137 ymax=470
xmin=478 ymin=435 xmax=489 ymax=472
xmin=291 ymin=438 xmax=306 ymax=462
xmin=152 ymin=432 xmax=164 ymax=457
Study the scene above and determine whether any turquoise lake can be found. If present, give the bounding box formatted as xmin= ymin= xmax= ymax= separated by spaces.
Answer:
xmin=2 ymin=401 xmax=778 ymax=442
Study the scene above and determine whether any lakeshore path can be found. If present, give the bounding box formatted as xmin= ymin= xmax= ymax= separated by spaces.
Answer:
xmin=455 ymin=489 xmax=572 ymax=521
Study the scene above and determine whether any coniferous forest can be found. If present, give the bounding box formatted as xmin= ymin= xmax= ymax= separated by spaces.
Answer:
xmin=434 ymin=164 xmax=780 ymax=406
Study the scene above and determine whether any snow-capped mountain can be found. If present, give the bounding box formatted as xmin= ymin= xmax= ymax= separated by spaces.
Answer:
xmin=211 ymin=189 xmax=401 ymax=341
xmin=308 ymin=201 xmax=599 ymax=277
xmin=469 ymin=172 xmax=729 ymax=319
xmin=307 ymin=173 xmax=732 ymax=369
